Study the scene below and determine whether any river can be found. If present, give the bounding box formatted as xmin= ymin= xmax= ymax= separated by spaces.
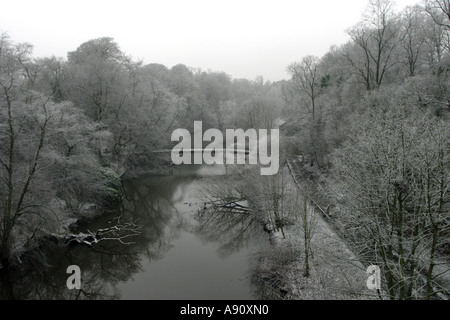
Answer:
xmin=0 ymin=163 xmax=269 ymax=300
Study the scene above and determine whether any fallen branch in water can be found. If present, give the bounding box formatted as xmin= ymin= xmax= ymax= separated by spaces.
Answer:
xmin=204 ymin=199 xmax=252 ymax=214
xmin=64 ymin=217 xmax=142 ymax=248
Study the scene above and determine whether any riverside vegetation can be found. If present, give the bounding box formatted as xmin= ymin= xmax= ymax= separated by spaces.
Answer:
xmin=0 ymin=0 xmax=449 ymax=300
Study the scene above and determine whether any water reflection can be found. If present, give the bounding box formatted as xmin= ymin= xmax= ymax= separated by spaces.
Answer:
xmin=195 ymin=203 xmax=266 ymax=258
xmin=0 ymin=164 xmax=267 ymax=299
xmin=0 ymin=239 xmax=140 ymax=299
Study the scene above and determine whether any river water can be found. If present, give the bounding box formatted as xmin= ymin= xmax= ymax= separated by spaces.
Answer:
xmin=113 ymin=164 xmax=268 ymax=299
xmin=0 ymin=163 xmax=269 ymax=299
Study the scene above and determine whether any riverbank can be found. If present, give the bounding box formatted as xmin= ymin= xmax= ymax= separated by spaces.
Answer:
xmin=251 ymin=157 xmax=377 ymax=300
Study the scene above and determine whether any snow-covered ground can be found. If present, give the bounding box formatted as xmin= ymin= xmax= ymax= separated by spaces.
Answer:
xmin=255 ymin=160 xmax=379 ymax=300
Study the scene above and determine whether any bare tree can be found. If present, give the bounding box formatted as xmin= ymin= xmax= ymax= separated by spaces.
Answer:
xmin=346 ymin=0 xmax=401 ymax=90
xmin=299 ymin=197 xmax=317 ymax=277
xmin=287 ymin=56 xmax=321 ymax=121
xmin=330 ymin=102 xmax=449 ymax=300
xmin=0 ymin=35 xmax=53 ymax=268
xmin=424 ymin=0 xmax=450 ymax=30
xmin=286 ymin=56 xmax=328 ymax=168
xmin=423 ymin=0 xmax=450 ymax=63
xmin=400 ymin=6 xmax=427 ymax=76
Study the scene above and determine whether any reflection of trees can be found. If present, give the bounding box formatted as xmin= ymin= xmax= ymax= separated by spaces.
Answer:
xmin=195 ymin=207 xmax=264 ymax=257
xmin=195 ymin=167 xmax=298 ymax=258
xmin=119 ymin=176 xmax=192 ymax=261
xmin=194 ymin=175 xmax=267 ymax=257
xmin=0 ymin=172 xmax=273 ymax=299
xmin=194 ymin=168 xmax=302 ymax=300
xmin=0 ymin=242 xmax=129 ymax=299
xmin=0 ymin=175 xmax=191 ymax=299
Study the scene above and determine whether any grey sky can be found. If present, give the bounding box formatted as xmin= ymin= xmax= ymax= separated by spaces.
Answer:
xmin=1 ymin=0 xmax=420 ymax=81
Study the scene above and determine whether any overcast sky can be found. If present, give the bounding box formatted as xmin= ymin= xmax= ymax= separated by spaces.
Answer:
xmin=1 ymin=0 xmax=420 ymax=82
